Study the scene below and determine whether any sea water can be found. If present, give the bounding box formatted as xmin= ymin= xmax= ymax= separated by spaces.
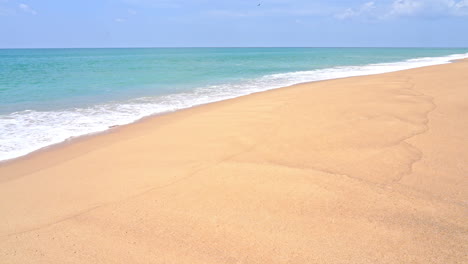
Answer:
xmin=1 ymin=47 xmax=468 ymax=161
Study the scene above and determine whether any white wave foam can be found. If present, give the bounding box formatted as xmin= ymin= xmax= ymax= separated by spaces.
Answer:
xmin=1 ymin=52 xmax=467 ymax=161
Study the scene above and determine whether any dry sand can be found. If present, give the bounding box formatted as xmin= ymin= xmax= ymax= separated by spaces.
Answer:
xmin=0 ymin=60 xmax=467 ymax=263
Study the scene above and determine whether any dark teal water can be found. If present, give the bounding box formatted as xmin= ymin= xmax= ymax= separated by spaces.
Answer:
xmin=1 ymin=48 xmax=467 ymax=160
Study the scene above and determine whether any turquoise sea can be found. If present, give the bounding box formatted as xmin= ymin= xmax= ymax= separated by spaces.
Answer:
xmin=1 ymin=47 xmax=468 ymax=161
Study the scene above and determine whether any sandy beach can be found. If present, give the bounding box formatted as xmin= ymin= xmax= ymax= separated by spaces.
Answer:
xmin=0 ymin=60 xmax=467 ymax=263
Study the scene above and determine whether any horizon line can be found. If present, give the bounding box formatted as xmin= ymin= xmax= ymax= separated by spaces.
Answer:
xmin=1 ymin=46 xmax=468 ymax=50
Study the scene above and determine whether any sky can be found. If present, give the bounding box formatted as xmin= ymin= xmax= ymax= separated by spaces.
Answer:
xmin=1 ymin=0 xmax=468 ymax=48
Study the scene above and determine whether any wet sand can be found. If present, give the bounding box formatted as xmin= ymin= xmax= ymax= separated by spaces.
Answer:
xmin=0 ymin=60 xmax=467 ymax=263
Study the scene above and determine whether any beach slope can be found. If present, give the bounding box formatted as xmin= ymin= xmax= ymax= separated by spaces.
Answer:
xmin=1 ymin=60 xmax=467 ymax=263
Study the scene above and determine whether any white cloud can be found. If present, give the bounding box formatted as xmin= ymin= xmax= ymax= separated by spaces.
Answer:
xmin=335 ymin=8 xmax=357 ymax=20
xmin=387 ymin=0 xmax=468 ymax=17
xmin=128 ymin=9 xmax=137 ymax=15
xmin=18 ymin=3 xmax=37 ymax=15
xmin=115 ymin=18 xmax=126 ymax=22
xmin=337 ymin=0 xmax=468 ymax=20
xmin=389 ymin=0 xmax=423 ymax=16
xmin=335 ymin=1 xmax=377 ymax=20
xmin=453 ymin=0 xmax=468 ymax=15
xmin=455 ymin=0 xmax=468 ymax=7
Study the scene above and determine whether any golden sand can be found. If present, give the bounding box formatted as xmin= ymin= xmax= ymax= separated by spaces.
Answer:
xmin=0 ymin=60 xmax=467 ymax=263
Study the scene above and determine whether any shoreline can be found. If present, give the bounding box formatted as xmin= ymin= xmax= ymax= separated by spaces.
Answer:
xmin=1 ymin=59 xmax=467 ymax=263
xmin=2 ymin=53 xmax=467 ymax=164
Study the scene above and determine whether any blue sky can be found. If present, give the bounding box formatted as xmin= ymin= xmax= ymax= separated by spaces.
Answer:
xmin=1 ymin=0 xmax=467 ymax=48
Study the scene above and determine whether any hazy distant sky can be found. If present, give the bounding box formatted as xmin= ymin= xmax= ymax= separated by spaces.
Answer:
xmin=1 ymin=0 xmax=468 ymax=48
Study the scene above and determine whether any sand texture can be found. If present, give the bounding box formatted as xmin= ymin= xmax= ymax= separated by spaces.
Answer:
xmin=1 ymin=60 xmax=467 ymax=263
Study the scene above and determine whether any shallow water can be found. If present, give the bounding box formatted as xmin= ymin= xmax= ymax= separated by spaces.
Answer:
xmin=1 ymin=47 xmax=468 ymax=161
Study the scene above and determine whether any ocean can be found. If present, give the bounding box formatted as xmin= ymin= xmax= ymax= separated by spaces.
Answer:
xmin=1 ymin=47 xmax=468 ymax=161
